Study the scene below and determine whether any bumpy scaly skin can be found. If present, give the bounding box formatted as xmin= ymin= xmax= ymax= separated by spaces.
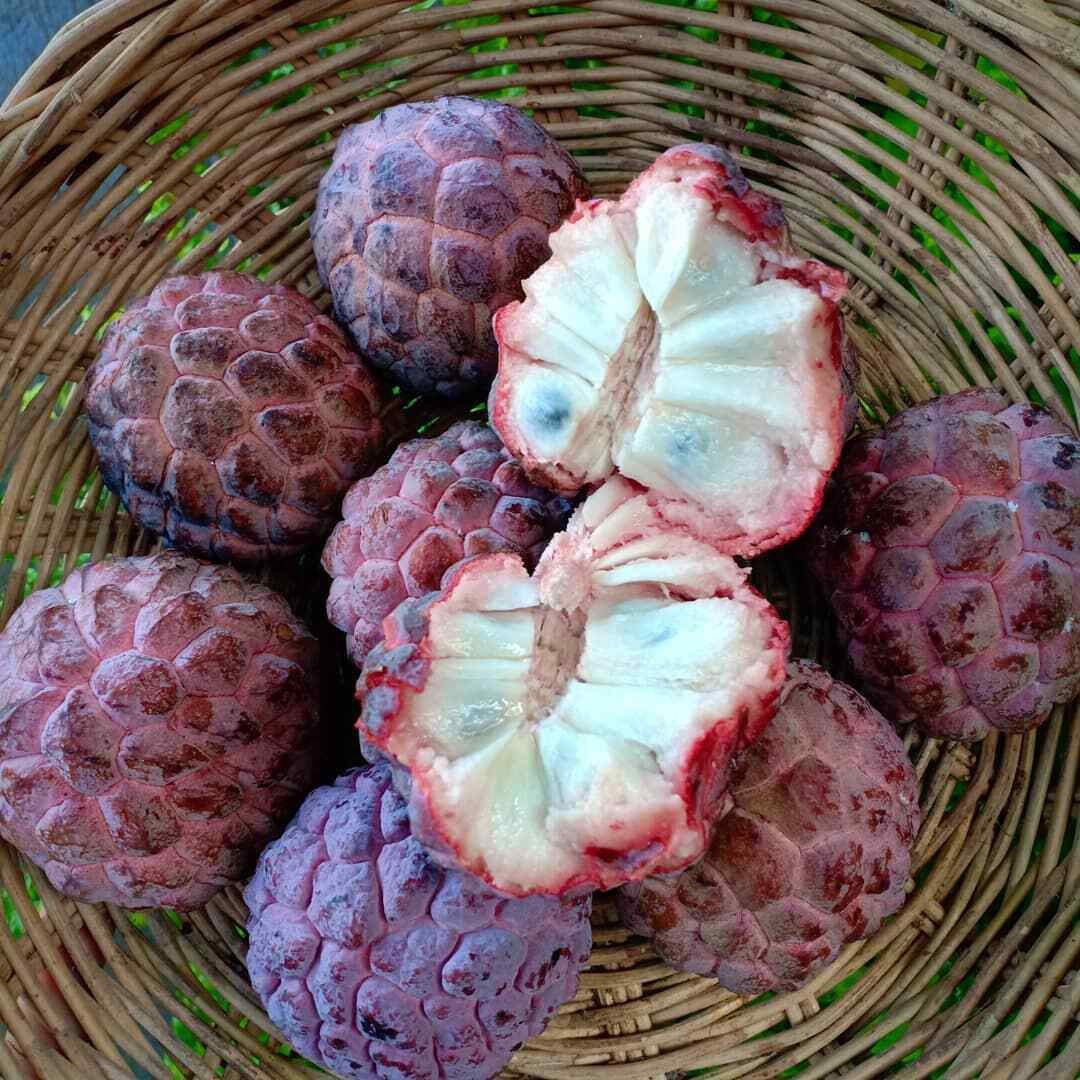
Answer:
xmin=0 ymin=553 xmax=322 ymax=909
xmin=492 ymin=142 xmax=853 ymax=557
xmin=245 ymin=763 xmax=592 ymax=1080
xmin=618 ymin=661 xmax=919 ymax=994
xmin=360 ymin=476 xmax=789 ymax=897
xmin=86 ymin=272 xmax=387 ymax=565
xmin=807 ymin=389 xmax=1080 ymax=740
xmin=322 ymin=421 xmax=572 ymax=667
xmin=312 ymin=96 xmax=588 ymax=398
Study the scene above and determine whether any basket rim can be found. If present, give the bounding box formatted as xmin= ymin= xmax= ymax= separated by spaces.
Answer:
xmin=0 ymin=0 xmax=1077 ymax=1077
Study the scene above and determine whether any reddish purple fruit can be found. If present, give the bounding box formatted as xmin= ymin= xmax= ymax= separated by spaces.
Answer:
xmin=322 ymin=420 xmax=572 ymax=666
xmin=244 ymin=762 xmax=592 ymax=1079
xmin=86 ymin=271 xmax=387 ymax=566
xmin=312 ymin=96 xmax=588 ymax=398
xmin=618 ymin=661 xmax=919 ymax=994
xmin=807 ymin=389 xmax=1080 ymax=740
xmin=0 ymin=553 xmax=322 ymax=909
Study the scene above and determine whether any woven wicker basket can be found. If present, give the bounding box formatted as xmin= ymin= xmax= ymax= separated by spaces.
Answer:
xmin=0 ymin=0 xmax=1078 ymax=1076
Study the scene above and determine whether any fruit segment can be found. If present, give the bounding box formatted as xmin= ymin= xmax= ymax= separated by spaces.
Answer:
xmin=0 ymin=553 xmax=323 ymax=910
xmin=808 ymin=389 xmax=1080 ymax=739
xmin=493 ymin=143 xmax=851 ymax=555
xmin=86 ymin=271 xmax=387 ymax=565
xmin=312 ymin=95 xmax=588 ymax=398
xmin=360 ymin=477 xmax=789 ymax=896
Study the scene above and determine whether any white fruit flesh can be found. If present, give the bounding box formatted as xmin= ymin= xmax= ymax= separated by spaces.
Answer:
xmin=494 ymin=151 xmax=845 ymax=554
xmin=373 ymin=478 xmax=787 ymax=895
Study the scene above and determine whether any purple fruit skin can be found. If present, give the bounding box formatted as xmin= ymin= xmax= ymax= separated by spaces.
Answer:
xmin=322 ymin=420 xmax=572 ymax=667
xmin=807 ymin=389 xmax=1080 ymax=740
xmin=244 ymin=763 xmax=592 ymax=1079
xmin=86 ymin=271 xmax=387 ymax=565
xmin=311 ymin=96 xmax=588 ymax=398
xmin=0 ymin=553 xmax=322 ymax=910
xmin=617 ymin=661 xmax=919 ymax=994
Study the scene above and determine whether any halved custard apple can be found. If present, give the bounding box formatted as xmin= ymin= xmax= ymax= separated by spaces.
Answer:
xmin=359 ymin=477 xmax=789 ymax=896
xmin=491 ymin=143 xmax=853 ymax=556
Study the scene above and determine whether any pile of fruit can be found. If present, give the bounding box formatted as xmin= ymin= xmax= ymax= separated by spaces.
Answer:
xmin=0 ymin=96 xmax=1075 ymax=1079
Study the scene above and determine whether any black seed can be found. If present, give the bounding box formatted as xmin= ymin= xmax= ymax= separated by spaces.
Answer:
xmin=670 ymin=429 xmax=705 ymax=460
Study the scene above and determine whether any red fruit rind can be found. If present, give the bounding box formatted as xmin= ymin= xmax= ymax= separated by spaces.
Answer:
xmin=0 ymin=553 xmax=322 ymax=909
xmin=807 ymin=389 xmax=1080 ymax=739
xmin=86 ymin=271 xmax=387 ymax=564
xmin=360 ymin=476 xmax=789 ymax=897
xmin=492 ymin=142 xmax=852 ymax=556
xmin=322 ymin=420 xmax=571 ymax=667
xmin=618 ymin=660 xmax=920 ymax=994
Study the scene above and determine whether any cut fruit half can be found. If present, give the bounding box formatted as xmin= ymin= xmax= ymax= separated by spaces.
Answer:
xmin=359 ymin=476 xmax=789 ymax=896
xmin=491 ymin=143 xmax=853 ymax=556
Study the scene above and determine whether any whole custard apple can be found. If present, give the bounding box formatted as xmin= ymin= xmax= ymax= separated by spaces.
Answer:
xmin=807 ymin=389 xmax=1080 ymax=740
xmin=618 ymin=660 xmax=920 ymax=994
xmin=86 ymin=271 xmax=387 ymax=565
xmin=491 ymin=142 xmax=856 ymax=557
xmin=0 ymin=553 xmax=323 ymax=909
xmin=360 ymin=476 xmax=789 ymax=897
xmin=244 ymin=762 xmax=592 ymax=1080
xmin=322 ymin=420 xmax=572 ymax=667
xmin=312 ymin=96 xmax=588 ymax=398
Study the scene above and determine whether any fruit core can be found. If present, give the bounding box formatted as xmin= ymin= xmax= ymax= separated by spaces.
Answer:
xmin=525 ymin=606 xmax=584 ymax=727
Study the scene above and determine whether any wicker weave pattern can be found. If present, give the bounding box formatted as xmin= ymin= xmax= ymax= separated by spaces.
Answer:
xmin=0 ymin=0 xmax=1077 ymax=1076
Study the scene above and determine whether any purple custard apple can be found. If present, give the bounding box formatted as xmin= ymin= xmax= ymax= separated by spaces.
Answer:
xmin=322 ymin=420 xmax=572 ymax=667
xmin=618 ymin=660 xmax=920 ymax=994
xmin=312 ymin=96 xmax=588 ymax=398
xmin=244 ymin=762 xmax=592 ymax=1079
xmin=807 ymin=389 xmax=1080 ymax=740
xmin=86 ymin=271 xmax=388 ymax=566
xmin=0 ymin=553 xmax=323 ymax=909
